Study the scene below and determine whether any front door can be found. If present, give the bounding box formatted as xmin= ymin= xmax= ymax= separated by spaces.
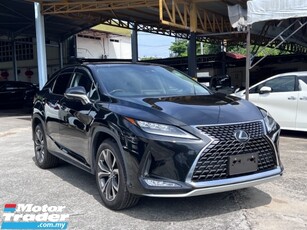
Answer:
xmin=256 ymin=75 xmax=298 ymax=130
xmin=58 ymin=67 xmax=98 ymax=160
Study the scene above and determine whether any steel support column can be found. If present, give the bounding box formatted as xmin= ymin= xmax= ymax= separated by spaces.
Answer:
xmin=245 ymin=25 xmax=251 ymax=100
xmin=59 ymin=41 xmax=63 ymax=68
xmin=188 ymin=3 xmax=197 ymax=78
xmin=188 ymin=32 xmax=197 ymax=77
xmin=12 ymin=39 xmax=18 ymax=81
xmin=131 ymin=23 xmax=138 ymax=63
xmin=34 ymin=2 xmax=48 ymax=89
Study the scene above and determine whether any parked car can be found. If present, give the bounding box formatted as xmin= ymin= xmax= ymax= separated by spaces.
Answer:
xmin=0 ymin=81 xmax=38 ymax=108
xmin=209 ymin=74 xmax=235 ymax=94
xmin=32 ymin=63 xmax=283 ymax=210
xmin=233 ymin=71 xmax=307 ymax=132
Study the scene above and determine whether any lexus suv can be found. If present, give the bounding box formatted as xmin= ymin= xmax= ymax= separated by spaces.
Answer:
xmin=32 ymin=63 xmax=283 ymax=210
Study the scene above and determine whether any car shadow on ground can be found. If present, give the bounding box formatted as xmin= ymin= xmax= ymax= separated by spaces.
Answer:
xmin=34 ymin=157 xmax=272 ymax=221
xmin=121 ymin=187 xmax=271 ymax=221
xmin=280 ymin=130 xmax=307 ymax=138
xmin=0 ymin=108 xmax=32 ymax=117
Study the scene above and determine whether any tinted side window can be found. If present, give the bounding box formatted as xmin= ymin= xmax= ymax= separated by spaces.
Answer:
xmin=0 ymin=83 xmax=5 ymax=91
xmin=52 ymin=73 xmax=72 ymax=95
xmin=15 ymin=82 xmax=30 ymax=89
xmin=264 ymin=76 xmax=296 ymax=92
xmin=298 ymin=76 xmax=307 ymax=84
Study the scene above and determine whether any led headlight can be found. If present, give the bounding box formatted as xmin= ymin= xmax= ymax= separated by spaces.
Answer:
xmin=126 ymin=118 xmax=197 ymax=139
xmin=260 ymin=108 xmax=278 ymax=133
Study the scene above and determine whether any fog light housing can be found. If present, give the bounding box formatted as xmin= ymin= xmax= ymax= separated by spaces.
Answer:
xmin=144 ymin=178 xmax=181 ymax=188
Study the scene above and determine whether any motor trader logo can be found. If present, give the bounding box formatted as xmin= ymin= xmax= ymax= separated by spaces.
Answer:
xmin=1 ymin=203 xmax=69 ymax=229
xmin=234 ymin=130 xmax=250 ymax=143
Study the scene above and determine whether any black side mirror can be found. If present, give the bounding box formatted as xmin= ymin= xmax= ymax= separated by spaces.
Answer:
xmin=64 ymin=86 xmax=91 ymax=105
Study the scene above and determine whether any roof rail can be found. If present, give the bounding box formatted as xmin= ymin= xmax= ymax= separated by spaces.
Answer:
xmin=75 ymin=58 xmax=132 ymax=63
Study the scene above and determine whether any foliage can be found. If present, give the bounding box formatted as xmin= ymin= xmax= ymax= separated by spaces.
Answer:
xmin=227 ymin=45 xmax=289 ymax=56
xmin=169 ymin=40 xmax=289 ymax=57
xmin=169 ymin=40 xmax=221 ymax=57
xmin=140 ymin=56 xmax=159 ymax=61
xmin=169 ymin=40 xmax=188 ymax=57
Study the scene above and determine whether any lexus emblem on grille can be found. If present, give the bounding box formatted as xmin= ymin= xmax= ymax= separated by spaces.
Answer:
xmin=234 ymin=130 xmax=250 ymax=143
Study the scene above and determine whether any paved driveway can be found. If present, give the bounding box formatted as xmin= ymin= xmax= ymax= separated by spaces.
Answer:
xmin=0 ymin=112 xmax=306 ymax=230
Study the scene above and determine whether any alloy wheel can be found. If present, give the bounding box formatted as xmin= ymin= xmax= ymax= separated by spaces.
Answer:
xmin=35 ymin=128 xmax=45 ymax=164
xmin=97 ymin=149 xmax=119 ymax=201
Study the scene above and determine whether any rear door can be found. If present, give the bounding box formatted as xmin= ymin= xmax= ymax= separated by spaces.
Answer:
xmin=45 ymin=68 xmax=74 ymax=149
xmin=256 ymin=75 xmax=299 ymax=129
xmin=0 ymin=82 xmax=12 ymax=106
xmin=296 ymin=76 xmax=307 ymax=131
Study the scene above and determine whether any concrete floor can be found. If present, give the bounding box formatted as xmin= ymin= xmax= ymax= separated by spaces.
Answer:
xmin=0 ymin=111 xmax=306 ymax=230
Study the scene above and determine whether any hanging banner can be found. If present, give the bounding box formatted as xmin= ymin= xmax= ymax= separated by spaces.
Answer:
xmin=247 ymin=0 xmax=307 ymax=25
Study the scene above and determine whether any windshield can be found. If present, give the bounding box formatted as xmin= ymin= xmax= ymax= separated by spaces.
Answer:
xmin=94 ymin=64 xmax=210 ymax=97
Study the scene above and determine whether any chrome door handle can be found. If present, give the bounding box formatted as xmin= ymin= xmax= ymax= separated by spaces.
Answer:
xmin=288 ymin=96 xmax=296 ymax=100
xmin=299 ymin=96 xmax=307 ymax=100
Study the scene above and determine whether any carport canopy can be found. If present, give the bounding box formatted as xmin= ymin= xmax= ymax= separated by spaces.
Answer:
xmin=1 ymin=0 xmax=307 ymax=90
xmin=228 ymin=0 xmax=307 ymax=99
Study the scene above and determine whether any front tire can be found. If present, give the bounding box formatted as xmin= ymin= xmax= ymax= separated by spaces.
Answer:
xmin=95 ymin=139 xmax=139 ymax=210
xmin=34 ymin=124 xmax=59 ymax=169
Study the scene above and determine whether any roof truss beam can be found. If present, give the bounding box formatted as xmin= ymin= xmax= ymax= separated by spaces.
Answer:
xmin=41 ymin=0 xmax=159 ymax=15
xmin=159 ymin=0 xmax=234 ymax=33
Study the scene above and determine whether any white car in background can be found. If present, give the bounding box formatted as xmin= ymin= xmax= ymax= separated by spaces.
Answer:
xmin=234 ymin=71 xmax=307 ymax=132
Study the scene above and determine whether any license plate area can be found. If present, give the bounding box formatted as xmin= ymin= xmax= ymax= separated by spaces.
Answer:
xmin=228 ymin=153 xmax=258 ymax=176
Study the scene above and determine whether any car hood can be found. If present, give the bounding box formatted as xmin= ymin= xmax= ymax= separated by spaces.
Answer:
xmin=108 ymin=94 xmax=263 ymax=126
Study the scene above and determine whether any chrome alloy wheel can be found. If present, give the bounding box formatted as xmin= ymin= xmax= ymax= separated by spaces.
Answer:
xmin=34 ymin=128 xmax=45 ymax=164
xmin=97 ymin=149 xmax=119 ymax=201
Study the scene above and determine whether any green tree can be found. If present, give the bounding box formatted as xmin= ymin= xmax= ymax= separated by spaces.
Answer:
xmin=200 ymin=42 xmax=220 ymax=55
xmin=140 ymin=56 xmax=158 ymax=61
xmin=170 ymin=40 xmax=288 ymax=57
xmin=169 ymin=40 xmax=221 ymax=57
xmin=169 ymin=40 xmax=188 ymax=57
xmin=227 ymin=45 xmax=289 ymax=56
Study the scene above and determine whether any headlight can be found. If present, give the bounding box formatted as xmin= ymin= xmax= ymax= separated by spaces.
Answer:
xmin=126 ymin=118 xmax=198 ymax=139
xmin=260 ymin=108 xmax=278 ymax=133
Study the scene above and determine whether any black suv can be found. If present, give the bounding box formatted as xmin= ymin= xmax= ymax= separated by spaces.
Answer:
xmin=32 ymin=63 xmax=283 ymax=210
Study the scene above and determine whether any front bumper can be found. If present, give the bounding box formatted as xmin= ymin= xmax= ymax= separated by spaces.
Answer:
xmin=121 ymin=119 xmax=283 ymax=197
xmin=142 ymin=167 xmax=282 ymax=197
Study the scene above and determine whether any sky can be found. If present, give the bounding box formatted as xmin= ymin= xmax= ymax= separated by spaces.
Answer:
xmin=137 ymin=32 xmax=175 ymax=59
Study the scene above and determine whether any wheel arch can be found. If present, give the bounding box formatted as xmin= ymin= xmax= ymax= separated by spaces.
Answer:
xmin=91 ymin=127 xmax=125 ymax=174
xmin=31 ymin=114 xmax=45 ymax=140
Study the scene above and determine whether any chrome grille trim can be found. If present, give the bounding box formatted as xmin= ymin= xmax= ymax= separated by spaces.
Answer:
xmin=186 ymin=120 xmax=279 ymax=184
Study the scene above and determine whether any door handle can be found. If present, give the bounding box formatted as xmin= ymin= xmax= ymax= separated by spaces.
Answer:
xmin=287 ymin=96 xmax=296 ymax=100
xmin=299 ymin=96 xmax=307 ymax=100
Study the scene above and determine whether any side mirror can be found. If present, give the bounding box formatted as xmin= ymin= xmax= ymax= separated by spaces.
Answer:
xmin=259 ymin=86 xmax=272 ymax=94
xmin=64 ymin=86 xmax=91 ymax=105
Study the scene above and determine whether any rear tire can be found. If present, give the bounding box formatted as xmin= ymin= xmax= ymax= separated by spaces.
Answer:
xmin=95 ymin=139 xmax=139 ymax=210
xmin=34 ymin=124 xmax=59 ymax=169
